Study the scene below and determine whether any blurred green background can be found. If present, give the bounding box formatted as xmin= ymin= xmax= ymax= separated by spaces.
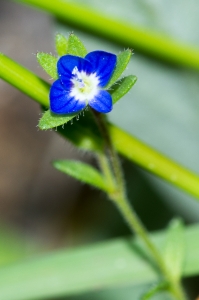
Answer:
xmin=0 ymin=0 xmax=199 ymax=299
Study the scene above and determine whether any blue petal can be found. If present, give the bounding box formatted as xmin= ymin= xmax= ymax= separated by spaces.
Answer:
xmin=57 ymin=55 xmax=93 ymax=88
xmin=50 ymin=80 xmax=86 ymax=114
xmin=85 ymin=51 xmax=116 ymax=87
xmin=88 ymin=90 xmax=112 ymax=113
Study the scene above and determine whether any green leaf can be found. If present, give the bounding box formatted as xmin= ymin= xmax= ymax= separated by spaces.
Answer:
xmin=37 ymin=52 xmax=58 ymax=79
xmin=53 ymin=160 xmax=112 ymax=192
xmin=38 ymin=109 xmax=78 ymax=130
xmin=141 ymin=282 xmax=168 ymax=300
xmin=164 ymin=218 xmax=185 ymax=281
xmin=109 ymin=75 xmax=137 ymax=104
xmin=0 ymin=223 xmax=198 ymax=300
xmin=55 ymin=33 xmax=68 ymax=56
xmin=106 ymin=49 xmax=132 ymax=89
xmin=67 ymin=33 xmax=87 ymax=57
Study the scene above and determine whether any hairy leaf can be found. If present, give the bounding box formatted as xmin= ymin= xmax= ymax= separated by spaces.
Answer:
xmin=67 ymin=33 xmax=87 ymax=57
xmin=109 ymin=75 xmax=137 ymax=104
xmin=37 ymin=52 xmax=58 ymax=79
xmin=38 ymin=109 xmax=77 ymax=130
xmin=55 ymin=33 xmax=68 ymax=56
xmin=53 ymin=160 xmax=112 ymax=192
xmin=106 ymin=49 xmax=132 ymax=89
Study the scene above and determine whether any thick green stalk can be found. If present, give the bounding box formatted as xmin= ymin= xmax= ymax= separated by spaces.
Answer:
xmin=0 ymin=53 xmax=199 ymax=199
xmin=17 ymin=0 xmax=199 ymax=71
xmin=0 ymin=53 xmax=49 ymax=107
xmin=110 ymin=125 xmax=199 ymax=199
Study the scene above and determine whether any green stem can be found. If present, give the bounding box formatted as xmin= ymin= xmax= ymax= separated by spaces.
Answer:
xmin=114 ymin=197 xmax=187 ymax=300
xmin=91 ymin=109 xmax=125 ymax=198
xmin=170 ymin=281 xmax=187 ymax=300
xmin=114 ymin=197 xmax=168 ymax=275
xmin=92 ymin=110 xmax=187 ymax=300
xmin=97 ymin=153 xmax=116 ymax=191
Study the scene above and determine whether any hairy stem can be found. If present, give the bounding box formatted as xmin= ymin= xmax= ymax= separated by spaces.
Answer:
xmin=97 ymin=153 xmax=116 ymax=190
xmin=91 ymin=108 xmax=187 ymax=300
xmin=114 ymin=197 xmax=187 ymax=300
xmin=91 ymin=109 xmax=125 ymax=198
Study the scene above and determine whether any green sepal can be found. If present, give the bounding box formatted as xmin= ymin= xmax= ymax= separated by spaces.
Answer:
xmin=39 ymin=109 xmax=103 ymax=152
xmin=66 ymin=33 xmax=87 ymax=57
xmin=53 ymin=160 xmax=112 ymax=192
xmin=57 ymin=110 xmax=103 ymax=152
xmin=106 ymin=49 xmax=132 ymax=89
xmin=37 ymin=53 xmax=58 ymax=79
xmin=109 ymin=75 xmax=137 ymax=104
xmin=55 ymin=33 xmax=68 ymax=56
xmin=164 ymin=218 xmax=185 ymax=282
xmin=38 ymin=109 xmax=78 ymax=130
xmin=141 ymin=281 xmax=168 ymax=300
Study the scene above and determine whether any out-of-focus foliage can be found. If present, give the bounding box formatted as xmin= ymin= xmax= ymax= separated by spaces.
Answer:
xmin=0 ymin=223 xmax=198 ymax=300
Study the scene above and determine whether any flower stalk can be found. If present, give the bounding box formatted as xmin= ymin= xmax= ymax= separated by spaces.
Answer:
xmin=91 ymin=109 xmax=125 ymax=198
xmin=91 ymin=108 xmax=187 ymax=300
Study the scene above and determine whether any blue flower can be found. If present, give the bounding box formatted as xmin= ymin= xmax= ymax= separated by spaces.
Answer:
xmin=50 ymin=51 xmax=117 ymax=114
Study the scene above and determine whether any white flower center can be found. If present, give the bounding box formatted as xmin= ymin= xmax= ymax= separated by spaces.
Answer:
xmin=70 ymin=66 xmax=99 ymax=102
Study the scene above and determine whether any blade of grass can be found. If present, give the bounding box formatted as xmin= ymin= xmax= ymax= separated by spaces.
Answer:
xmin=0 ymin=224 xmax=198 ymax=300
xmin=0 ymin=53 xmax=199 ymax=199
xmin=16 ymin=0 xmax=199 ymax=71
xmin=109 ymin=124 xmax=199 ymax=199
xmin=0 ymin=53 xmax=49 ymax=107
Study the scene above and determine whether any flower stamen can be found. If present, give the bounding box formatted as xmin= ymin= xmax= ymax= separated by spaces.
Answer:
xmin=70 ymin=66 xmax=99 ymax=102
